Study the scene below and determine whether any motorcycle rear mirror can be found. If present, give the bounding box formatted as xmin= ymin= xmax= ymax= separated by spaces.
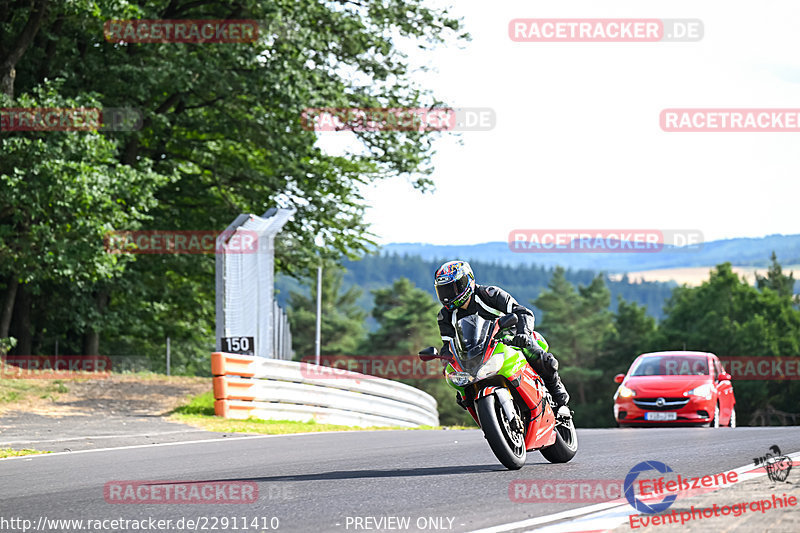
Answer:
xmin=419 ymin=346 xmax=439 ymax=357
xmin=498 ymin=313 xmax=518 ymax=330
xmin=418 ymin=346 xmax=453 ymax=362
xmin=614 ymin=373 xmax=625 ymax=383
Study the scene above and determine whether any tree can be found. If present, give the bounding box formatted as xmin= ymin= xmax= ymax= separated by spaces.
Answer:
xmin=287 ymin=265 xmax=366 ymax=358
xmin=1 ymin=0 xmax=466 ymax=360
xmin=534 ymin=268 xmax=613 ymax=408
xmin=365 ymin=278 xmax=440 ymax=355
xmin=656 ymin=262 xmax=800 ymax=425
xmin=756 ymin=252 xmax=797 ymax=302
xmin=0 ymin=85 xmax=167 ymax=354
xmin=361 ymin=277 xmax=472 ymax=426
xmin=601 ymin=297 xmax=657 ymax=376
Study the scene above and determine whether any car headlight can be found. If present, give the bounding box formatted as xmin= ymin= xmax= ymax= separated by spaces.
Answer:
xmin=476 ymin=353 xmax=504 ymax=380
xmin=446 ymin=371 xmax=473 ymax=387
xmin=685 ymin=383 xmax=713 ymax=400
xmin=617 ymin=385 xmax=636 ymax=398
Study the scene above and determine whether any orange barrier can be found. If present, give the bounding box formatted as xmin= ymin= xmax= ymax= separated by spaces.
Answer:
xmin=211 ymin=351 xmax=256 ymax=377
xmin=212 ymin=375 xmax=258 ymax=401
xmin=209 ymin=352 xmax=439 ymax=426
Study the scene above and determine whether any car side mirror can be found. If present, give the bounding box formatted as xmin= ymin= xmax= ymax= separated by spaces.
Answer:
xmin=718 ymin=371 xmax=731 ymax=382
xmin=498 ymin=313 xmax=518 ymax=330
xmin=614 ymin=373 xmax=625 ymax=384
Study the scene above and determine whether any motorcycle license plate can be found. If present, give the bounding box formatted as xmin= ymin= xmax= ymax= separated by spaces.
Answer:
xmin=645 ymin=412 xmax=677 ymax=421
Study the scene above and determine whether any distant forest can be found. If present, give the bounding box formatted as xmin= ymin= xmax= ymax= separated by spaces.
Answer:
xmin=276 ymin=253 xmax=677 ymax=322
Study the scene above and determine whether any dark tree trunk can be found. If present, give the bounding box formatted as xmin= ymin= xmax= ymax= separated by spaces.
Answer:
xmin=0 ymin=277 xmax=18 ymax=340
xmin=11 ymin=283 xmax=32 ymax=355
xmin=0 ymin=0 xmax=49 ymax=99
xmin=82 ymin=290 xmax=109 ymax=355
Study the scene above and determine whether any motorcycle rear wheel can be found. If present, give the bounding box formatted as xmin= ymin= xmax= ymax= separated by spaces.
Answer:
xmin=476 ymin=394 xmax=526 ymax=470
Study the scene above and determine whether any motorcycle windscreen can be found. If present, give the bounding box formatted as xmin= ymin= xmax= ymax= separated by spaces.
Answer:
xmin=455 ymin=315 xmax=493 ymax=374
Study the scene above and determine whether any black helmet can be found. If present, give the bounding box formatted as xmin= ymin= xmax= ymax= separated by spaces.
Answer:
xmin=434 ymin=260 xmax=475 ymax=310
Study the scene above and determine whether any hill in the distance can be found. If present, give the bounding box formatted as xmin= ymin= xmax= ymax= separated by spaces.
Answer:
xmin=382 ymin=234 xmax=800 ymax=272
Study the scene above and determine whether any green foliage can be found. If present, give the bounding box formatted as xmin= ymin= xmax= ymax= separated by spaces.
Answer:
xmin=601 ymin=297 xmax=658 ymax=376
xmin=756 ymin=252 xmax=798 ymax=302
xmin=1 ymin=0 xmax=465 ymax=363
xmin=654 ymin=262 xmax=800 ymax=425
xmin=172 ymin=390 xmax=215 ymax=416
xmin=356 ymin=276 xmax=473 ymax=427
xmin=288 ymin=265 xmax=366 ymax=358
xmin=655 ymin=263 xmax=800 ymax=356
xmin=0 ymin=336 xmax=16 ymax=355
xmin=533 ymin=268 xmax=613 ymax=427
xmin=364 ymin=278 xmax=440 ymax=355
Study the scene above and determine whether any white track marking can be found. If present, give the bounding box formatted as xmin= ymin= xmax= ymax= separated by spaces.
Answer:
xmin=0 ymin=430 xmax=380 ymax=461
xmin=0 ymin=428 xmax=208 ymax=445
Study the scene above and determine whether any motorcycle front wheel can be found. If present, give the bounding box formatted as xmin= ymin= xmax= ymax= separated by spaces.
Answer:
xmin=540 ymin=413 xmax=578 ymax=463
xmin=476 ymin=394 xmax=526 ymax=470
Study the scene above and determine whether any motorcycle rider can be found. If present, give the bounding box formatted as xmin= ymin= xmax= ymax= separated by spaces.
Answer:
xmin=422 ymin=260 xmax=570 ymax=410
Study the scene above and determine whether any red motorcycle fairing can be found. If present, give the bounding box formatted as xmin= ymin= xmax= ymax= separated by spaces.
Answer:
xmin=509 ymin=365 xmax=557 ymax=450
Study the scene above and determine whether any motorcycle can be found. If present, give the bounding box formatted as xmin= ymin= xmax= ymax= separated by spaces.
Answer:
xmin=419 ymin=313 xmax=577 ymax=470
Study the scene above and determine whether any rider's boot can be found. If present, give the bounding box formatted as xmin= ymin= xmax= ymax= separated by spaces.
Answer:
xmin=523 ymin=344 xmax=570 ymax=408
xmin=542 ymin=372 xmax=570 ymax=409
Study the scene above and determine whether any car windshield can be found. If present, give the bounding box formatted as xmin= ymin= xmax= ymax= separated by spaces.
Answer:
xmin=631 ymin=355 xmax=709 ymax=376
xmin=454 ymin=314 xmax=493 ymax=373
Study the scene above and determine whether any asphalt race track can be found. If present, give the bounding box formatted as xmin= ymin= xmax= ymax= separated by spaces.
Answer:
xmin=1 ymin=427 xmax=798 ymax=533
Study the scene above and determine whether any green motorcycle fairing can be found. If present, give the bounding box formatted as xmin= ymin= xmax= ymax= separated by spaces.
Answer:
xmin=444 ymin=341 xmax=527 ymax=393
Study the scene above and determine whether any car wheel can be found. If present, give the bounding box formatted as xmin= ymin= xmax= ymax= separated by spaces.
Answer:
xmin=728 ymin=406 xmax=736 ymax=428
xmin=711 ymin=402 xmax=720 ymax=428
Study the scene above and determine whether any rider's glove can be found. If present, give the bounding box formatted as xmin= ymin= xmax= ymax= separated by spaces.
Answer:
xmin=510 ymin=334 xmax=533 ymax=348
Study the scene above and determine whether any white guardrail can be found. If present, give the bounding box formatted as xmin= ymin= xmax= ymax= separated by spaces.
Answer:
xmin=211 ymin=352 xmax=439 ymax=427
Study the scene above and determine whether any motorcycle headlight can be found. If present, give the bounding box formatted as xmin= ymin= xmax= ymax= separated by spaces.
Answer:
xmin=446 ymin=371 xmax=473 ymax=387
xmin=685 ymin=383 xmax=713 ymax=400
xmin=476 ymin=352 xmax=504 ymax=380
xmin=617 ymin=385 xmax=636 ymax=398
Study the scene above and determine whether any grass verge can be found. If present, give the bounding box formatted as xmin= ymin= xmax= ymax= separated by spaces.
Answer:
xmin=0 ymin=379 xmax=70 ymax=404
xmin=169 ymin=391 xmax=469 ymax=434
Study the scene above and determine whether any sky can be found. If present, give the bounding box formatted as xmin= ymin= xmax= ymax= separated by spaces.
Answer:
xmin=319 ymin=0 xmax=800 ymax=246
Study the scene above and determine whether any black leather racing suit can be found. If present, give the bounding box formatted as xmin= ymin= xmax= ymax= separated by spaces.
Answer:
xmin=437 ymin=284 xmax=569 ymax=407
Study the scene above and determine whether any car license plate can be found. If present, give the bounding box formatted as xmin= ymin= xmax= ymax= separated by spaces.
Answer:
xmin=645 ymin=412 xmax=677 ymax=421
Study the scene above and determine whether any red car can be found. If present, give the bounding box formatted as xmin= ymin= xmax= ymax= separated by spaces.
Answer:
xmin=613 ymin=351 xmax=736 ymax=427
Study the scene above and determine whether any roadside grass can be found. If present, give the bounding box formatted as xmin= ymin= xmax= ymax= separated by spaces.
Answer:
xmin=0 ymin=448 xmax=50 ymax=458
xmin=0 ymin=379 xmax=70 ymax=404
xmin=170 ymin=391 xmax=470 ymax=434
